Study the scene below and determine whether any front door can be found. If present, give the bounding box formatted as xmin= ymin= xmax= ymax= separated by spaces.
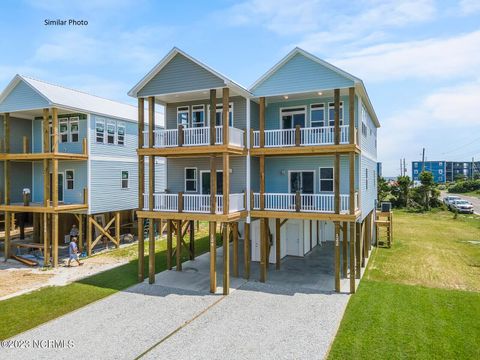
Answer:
xmin=49 ymin=173 xmax=64 ymax=202
xmin=289 ymin=171 xmax=314 ymax=194
xmin=286 ymin=223 xmax=301 ymax=256
xmin=201 ymin=171 xmax=223 ymax=195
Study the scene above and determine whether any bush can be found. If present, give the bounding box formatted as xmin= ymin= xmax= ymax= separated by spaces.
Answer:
xmin=447 ymin=179 xmax=480 ymax=193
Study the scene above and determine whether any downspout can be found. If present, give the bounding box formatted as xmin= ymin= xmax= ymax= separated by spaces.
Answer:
xmin=246 ymin=98 xmax=251 ymax=224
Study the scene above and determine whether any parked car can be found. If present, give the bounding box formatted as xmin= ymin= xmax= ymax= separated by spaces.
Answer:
xmin=450 ymin=199 xmax=474 ymax=214
xmin=443 ymin=195 xmax=461 ymax=209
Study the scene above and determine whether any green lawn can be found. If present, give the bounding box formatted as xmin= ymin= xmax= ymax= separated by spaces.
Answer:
xmin=0 ymin=223 xmax=218 ymax=340
xmin=329 ymin=210 xmax=480 ymax=359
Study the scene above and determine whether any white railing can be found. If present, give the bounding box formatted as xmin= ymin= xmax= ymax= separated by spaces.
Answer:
xmin=253 ymin=193 xmax=350 ymax=213
xmin=252 ymin=125 xmax=350 ymax=148
xmin=229 ymin=193 xmax=245 ymax=212
xmin=215 ymin=126 xmax=223 ymax=145
xmin=143 ymin=193 xmax=179 ymax=211
xmin=157 ymin=129 xmax=178 ymax=147
xmin=143 ymin=193 xmax=244 ymax=214
xmin=184 ymin=127 xmax=210 ymax=146
xmin=229 ymin=127 xmax=244 ymax=147
xmin=184 ymin=194 xmax=211 ymax=213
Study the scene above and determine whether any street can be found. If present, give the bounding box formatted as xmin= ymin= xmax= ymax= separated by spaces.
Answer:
xmin=442 ymin=191 xmax=480 ymax=215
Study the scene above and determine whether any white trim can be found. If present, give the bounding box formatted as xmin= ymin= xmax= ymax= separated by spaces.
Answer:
xmin=95 ymin=118 xmax=105 ymax=144
xmin=199 ymin=169 xmax=223 ymax=195
xmin=207 ymin=102 xmax=234 ymax=127
xmin=191 ymin=104 xmax=205 ymax=127
xmin=59 ymin=117 xmax=69 ymax=143
xmin=279 ymin=105 xmax=307 ymax=129
xmin=177 ymin=105 xmax=190 ymax=128
xmin=287 ymin=170 xmax=315 ymax=193
xmin=106 ymin=119 xmax=116 ymax=145
xmin=319 ymin=166 xmax=335 ymax=193
xmin=309 ymin=103 xmax=326 ymax=127
xmin=69 ymin=116 xmax=79 ymax=143
xmin=116 ymin=121 xmax=125 ymax=146
xmin=184 ymin=167 xmax=198 ymax=193
xmin=327 ymin=101 xmax=344 ymax=126
xmin=246 ymin=99 xmax=251 ymax=222
xmin=121 ymin=170 xmax=130 ymax=189
xmin=65 ymin=169 xmax=75 ymax=190
xmin=87 ymin=114 xmax=92 ymax=214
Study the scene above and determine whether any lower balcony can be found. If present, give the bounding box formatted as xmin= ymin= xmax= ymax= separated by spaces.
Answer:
xmin=142 ymin=193 xmax=246 ymax=214
xmin=252 ymin=192 xmax=358 ymax=218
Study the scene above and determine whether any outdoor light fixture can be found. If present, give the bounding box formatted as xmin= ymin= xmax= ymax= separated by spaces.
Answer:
xmin=280 ymin=169 xmax=286 ymax=175
xmin=283 ymin=95 xmax=288 ymax=99
xmin=318 ymin=91 xmax=323 ymax=96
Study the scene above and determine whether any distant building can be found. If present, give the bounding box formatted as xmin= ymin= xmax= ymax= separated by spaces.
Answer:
xmin=412 ymin=160 xmax=480 ymax=183
xmin=377 ymin=162 xmax=382 ymax=178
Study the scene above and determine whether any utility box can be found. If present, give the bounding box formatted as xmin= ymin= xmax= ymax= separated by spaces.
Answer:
xmin=381 ymin=202 xmax=392 ymax=212
xmin=22 ymin=188 xmax=31 ymax=206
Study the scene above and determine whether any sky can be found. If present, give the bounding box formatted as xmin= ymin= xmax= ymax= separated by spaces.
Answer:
xmin=0 ymin=0 xmax=479 ymax=176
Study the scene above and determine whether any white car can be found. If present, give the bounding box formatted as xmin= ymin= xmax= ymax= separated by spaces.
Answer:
xmin=450 ymin=199 xmax=474 ymax=214
xmin=443 ymin=195 xmax=461 ymax=208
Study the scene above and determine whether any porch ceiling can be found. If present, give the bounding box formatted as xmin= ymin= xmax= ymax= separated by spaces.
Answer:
xmin=152 ymin=86 xmax=248 ymax=105
xmin=5 ymin=107 xmax=85 ymax=120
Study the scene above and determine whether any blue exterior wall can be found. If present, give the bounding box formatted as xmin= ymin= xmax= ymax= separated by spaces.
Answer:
xmin=263 ymin=155 xmax=358 ymax=194
xmin=360 ymin=102 xmax=377 ymax=157
xmin=0 ymin=80 xmax=49 ymax=113
xmin=0 ymin=163 xmax=32 ymax=203
xmin=412 ymin=161 xmax=447 ymax=183
xmin=32 ymin=161 xmax=87 ymax=204
xmin=0 ymin=116 xmax=32 ymax=153
xmin=138 ymin=53 xmax=225 ymax=97
xmin=252 ymin=53 xmax=354 ymax=96
xmin=360 ymin=155 xmax=377 ymax=220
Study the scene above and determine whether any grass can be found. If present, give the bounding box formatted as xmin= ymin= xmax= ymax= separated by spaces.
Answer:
xmin=328 ymin=210 xmax=480 ymax=359
xmin=0 ymin=222 xmax=218 ymax=340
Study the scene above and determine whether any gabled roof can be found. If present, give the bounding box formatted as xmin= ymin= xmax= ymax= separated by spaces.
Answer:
xmin=250 ymin=47 xmax=380 ymax=127
xmin=128 ymin=47 xmax=252 ymax=98
xmin=0 ymin=75 xmax=142 ymax=122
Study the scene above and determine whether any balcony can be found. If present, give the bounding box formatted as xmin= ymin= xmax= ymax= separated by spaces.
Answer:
xmin=252 ymin=192 xmax=358 ymax=214
xmin=142 ymin=192 xmax=246 ymax=214
xmin=142 ymin=126 xmax=245 ymax=149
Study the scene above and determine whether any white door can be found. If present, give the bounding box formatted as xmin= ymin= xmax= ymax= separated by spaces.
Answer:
xmin=286 ymin=223 xmax=302 ymax=256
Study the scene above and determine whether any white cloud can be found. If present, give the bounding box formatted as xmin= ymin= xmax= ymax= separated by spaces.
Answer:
xmin=26 ymin=0 xmax=140 ymax=12
xmin=330 ymin=30 xmax=480 ymax=82
xmin=379 ymin=81 xmax=480 ymax=175
xmin=459 ymin=0 xmax=480 ymax=14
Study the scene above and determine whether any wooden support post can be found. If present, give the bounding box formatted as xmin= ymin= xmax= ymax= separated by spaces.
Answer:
xmin=167 ymin=220 xmax=172 ymax=270
xmin=356 ymin=222 xmax=361 ymax=279
xmin=115 ymin=212 xmax=120 ymax=248
xmin=33 ymin=213 xmax=40 ymax=242
xmin=4 ymin=113 xmax=10 ymax=153
xmin=223 ymin=153 xmax=230 ymax=214
xmin=334 ymin=221 xmax=341 ymax=293
xmin=232 ymin=222 xmax=239 ymax=277
xmin=210 ymin=156 xmax=216 ymax=214
xmin=149 ymin=218 xmax=155 ymax=284
xmin=361 ymin=220 xmax=366 ymax=267
xmin=23 ymin=136 xmax=29 ymax=153
xmin=209 ymin=221 xmax=217 ymax=293
xmin=334 ymin=154 xmax=340 ymax=214
xmin=334 ymin=89 xmax=340 ymax=145
xmin=342 ymin=221 xmax=348 ymax=278
xmin=52 ymin=213 xmax=59 ymax=267
xmin=210 ymin=89 xmax=216 ymax=145
xmin=259 ymin=155 xmax=265 ymax=210
xmin=43 ymin=213 xmax=50 ymax=266
xmin=138 ymin=99 xmax=145 ymax=211
xmin=260 ymin=218 xmax=267 ymax=282
xmin=148 ymin=96 xmax=155 ymax=147
xmin=87 ymin=215 xmax=93 ymax=256
xmin=4 ymin=212 xmax=10 ymax=260
xmin=176 ymin=219 xmax=182 ymax=271
xmin=295 ymin=191 xmax=301 ymax=212
xmin=189 ymin=220 xmax=195 ymax=260
xmin=4 ymin=161 xmax=9 ymax=205
xmin=349 ymin=87 xmax=355 ymax=145
xmin=148 ymin=155 xmax=155 ymax=211
xmin=52 ymin=159 xmax=58 ymax=207
xmin=78 ymin=214 xmax=84 ymax=252
xmin=222 ymin=87 xmax=229 ymax=145
xmin=178 ymin=192 xmax=184 ymax=213
xmin=244 ymin=222 xmax=250 ymax=279
xmin=52 ymin=107 xmax=58 ymax=153
xmin=275 ymin=218 xmax=281 ymax=270
xmin=349 ymin=221 xmax=356 ymax=293
xmin=349 ymin=152 xmax=355 ymax=214
xmin=137 ymin=217 xmax=144 ymax=282
xmin=178 ymin=125 xmax=184 ymax=147
xmin=259 ymin=97 xmax=265 ymax=148
xmin=222 ymin=222 xmax=230 ymax=295
xmin=4 ymin=113 xmax=10 ymax=206
xmin=295 ymin=124 xmax=301 ymax=146
xmin=42 ymin=109 xmax=50 ymax=207
xmin=309 ymin=220 xmax=312 ymax=250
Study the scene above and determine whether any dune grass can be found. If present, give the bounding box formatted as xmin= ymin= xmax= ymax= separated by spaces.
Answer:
xmin=329 ymin=210 xmax=480 ymax=359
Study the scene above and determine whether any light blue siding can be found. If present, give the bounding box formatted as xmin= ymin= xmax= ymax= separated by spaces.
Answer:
xmin=0 ymin=163 xmax=32 ymax=203
xmin=265 ymin=96 xmax=351 ymax=130
xmin=250 ymin=156 xmax=260 ymax=192
xmin=250 ymin=100 xmax=259 ymax=130
xmin=0 ymin=116 xmax=32 ymax=153
xmin=264 ymin=156 xmax=355 ymax=194
xmin=360 ymin=102 xmax=377 ymax=157
xmin=165 ymin=96 xmax=247 ymax=130
xmin=32 ymin=116 xmax=88 ymax=154
xmin=252 ymin=53 xmax=354 ymax=96
xmin=138 ymin=53 xmax=225 ymax=97
xmin=32 ymin=161 xmax=88 ymax=204
xmin=0 ymin=80 xmax=49 ymax=112
xmin=89 ymin=115 xmax=138 ymax=158
xmin=144 ymin=159 xmax=167 ymax=194
xmin=360 ymin=155 xmax=377 ymax=221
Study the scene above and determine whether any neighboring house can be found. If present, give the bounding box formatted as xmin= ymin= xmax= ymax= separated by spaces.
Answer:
xmin=377 ymin=162 xmax=382 ymax=178
xmin=0 ymin=75 xmax=165 ymax=267
xmin=129 ymin=47 xmax=380 ymax=294
xmin=412 ymin=160 xmax=480 ymax=183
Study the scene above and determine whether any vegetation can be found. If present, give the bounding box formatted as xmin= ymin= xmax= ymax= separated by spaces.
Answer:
xmin=0 ymin=223 xmax=218 ymax=340
xmin=328 ymin=210 xmax=480 ymax=359
xmin=447 ymin=179 xmax=480 ymax=194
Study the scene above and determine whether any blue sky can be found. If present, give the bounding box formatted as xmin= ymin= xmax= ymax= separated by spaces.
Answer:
xmin=0 ymin=0 xmax=479 ymax=176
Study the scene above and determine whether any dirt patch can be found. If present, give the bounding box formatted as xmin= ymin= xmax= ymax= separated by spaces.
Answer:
xmin=0 ymin=268 xmax=53 ymax=298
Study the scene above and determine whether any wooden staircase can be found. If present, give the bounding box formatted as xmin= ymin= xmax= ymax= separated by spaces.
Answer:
xmin=376 ymin=211 xmax=393 ymax=248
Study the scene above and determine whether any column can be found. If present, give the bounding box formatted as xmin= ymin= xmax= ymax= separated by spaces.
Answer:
xmin=176 ymin=219 xmax=182 ymax=271
xmin=137 ymin=217 xmax=144 ymax=282
xmin=243 ymin=222 xmax=250 ymax=279
xmin=259 ymin=97 xmax=265 ymax=147
xmin=334 ymin=89 xmax=340 ymax=145
xmin=259 ymin=155 xmax=265 ymax=210
xmin=209 ymin=89 xmax=216 ymax=145
xmin=167 ymin=220 xmax=172 ymax=270
xmin=334 ymin=221 xmax=341 ymax=292
xmin=149 ymin=218 xmax=155 ymax=284
xmin=138 ymin=98 xmax=145 ymax=211
xmin=349 ymin=87 xmax=355 ymax=145
xmin=349 ymin=221 xmax=356 ymax=293
xmin=209 ymin=221 xmax=217 ymax=293
xmin=222 ymin=222 xmax=230 ymax=295
xmin=275 ymin=218 xmax=281 ymax=270
xmin=210 ymin=156 xmax=216 ymax=213
xmin=222 ymin=87 xmax=229 ymax=145
xmin=52 ymin=213 xmax=59 ymax=267
xmin=223 ymin=153 xmax=230 ymax=215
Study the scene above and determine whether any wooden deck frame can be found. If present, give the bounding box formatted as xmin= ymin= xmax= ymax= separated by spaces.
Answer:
xmin=138 ymin=145 xmax=246 ymax=157
xmin=87 ymin=212 xmax=121 ymax=256
xmin=0 ymin=204 xmax=88 ymax=213
xmin=250 ymin=210 xmax=360 ymax=222
xmin=250 ymin=144 xmax=360 ymax=157
xmin=0 ymin=151 xmax=88 ymax=161
xmin=136 ymin=210 xmax=247 ymax=223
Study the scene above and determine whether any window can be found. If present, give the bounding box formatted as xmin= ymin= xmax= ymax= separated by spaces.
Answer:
xmin=366 ymin=169 xmax=369 ymax=190
xmin=117 ymin=123 xmax=125 ymax=145
xmin=69 ymin=117 xmax=79 ymax=142
xmin=438 ymin=176 xmax=443 ymax=182
xmin=95 ymin=119 xmax=105 ymax=143
xmin=65 ymin=170 xmax=74 ymax=190
xmin=121 ymin=171 xmax=129 ymax=189
xmin=208 ymin=103 xmax=233 ymax=127
xmin=414 ymin=169 xmax=418 ymax=174
xmin=281 ymin=107 xmax=306 ymax=129
xmin=361 ymin=122 xmax=367 ymax=137
xmin=439 ymin=162 xmax=443 ymax=166
xmin=310 ymin=104 xmax=326 ymax=127
xmin=319 ymin=167 xmax=334 ymax=192
xmin=414 ymin=163 xmax=418 ymax=168
xmin=191 ymin=105 xmax=205 ymax=127
xmin=185 ymin=168 xmax=197 ymax=192
xmin=438 ymin=169 xmax=443 ymax=175
xmin=59 ymin=119 xmax=69 ymax=143
xmin=107 ymin=121 xmax=116 ymax=144
xmin=177 ymin=106 xmax=189 ymax=127
xmin=328 ymin=101 xmax=343 ymax=126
